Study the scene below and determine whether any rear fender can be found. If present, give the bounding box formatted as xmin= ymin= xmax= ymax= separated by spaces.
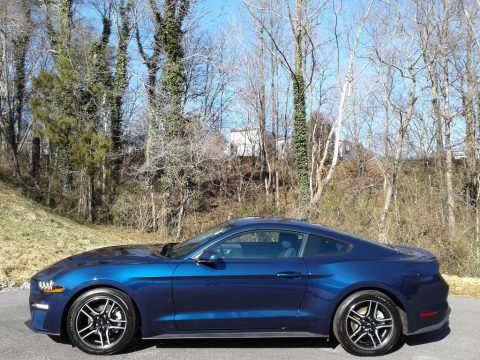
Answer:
xmin=329 ymin=282 xmax=410 ymax=334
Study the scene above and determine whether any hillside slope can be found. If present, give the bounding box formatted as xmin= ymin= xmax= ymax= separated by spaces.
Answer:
xmin=0 ymin=182 xmax=160 ymax=287
xmin=1 ymin=181 xmax=479 ymax=297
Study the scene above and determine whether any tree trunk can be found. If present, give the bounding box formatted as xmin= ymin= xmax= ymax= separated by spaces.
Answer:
xmin=476 ymin=174 xmax=480 ymax=258
xmin=46 ymin=141 xmax=54 ymax=207
xmin=257 ymin=30 xmax=268 ymax=200
xmin=292 ymin=2 xmax=309 ymax=208
xmin=109 ymin=0 xmax=132 ymax=208
xmin=271 ymin=46 xmax=279 ymax=207
xmin=464 ymin=25 xmax=476 ymax=205
xmin=2 ymin=0 xmax=32 ymax=178
xmin=428 ymin=63 xmax=445 ymax=172
xmin=379 ymin=67 xmax=416 ymax=243
xmin=307 ymin=0 xmax=372 ymax=214
xmin=443 ymin=65 xmax=456 ymax=233
xmin=31 ymin=134 xmax=41 ymax=193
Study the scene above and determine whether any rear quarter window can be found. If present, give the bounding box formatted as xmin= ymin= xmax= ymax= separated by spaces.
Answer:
xmin=302 ymin=234 xmax=351 ymax=257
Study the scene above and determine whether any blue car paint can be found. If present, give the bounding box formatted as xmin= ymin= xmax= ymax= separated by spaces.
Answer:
xmin=172 ymin=257 xmax=309 ymax=331
xmin=28 ymin=217 xmax=449 ymax=339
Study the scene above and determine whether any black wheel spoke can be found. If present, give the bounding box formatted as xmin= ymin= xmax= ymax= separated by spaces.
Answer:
xmin=109 ymin=318 xmax=126 ymax=323
xmin=80 ymin=309 xmax=93 ymax=320
xmin=350 ymin=327 xmax=368 ymax=344
xmin=374 ymin=330 xmax=383 ymax=345
xmin=347 ymin=313 xmax=363 ymax=325
xmin=85 ymin=304 xmax=99 ymax=316
xmin=368 ymin=333 xmax=378 ymax=349
xmin=108 ymin=325 xmax=126 ymax=330
xmin=98 ymin=331 xmax=104 ymax=348
xmin=372 ymin=302 xmax=378 ymax=318
xmin=365 ymin=300 xmax=378 ymax=318
xmin=78 ymin=324 xmax=92 ymax=334
xmin=101 ymin=299 xmax=110 ymax=315
xmin=81 ymin=329 xmax=97 ymax=340
xmin=376 ymin=318 xmax=393 ymax=329
xmin=106 ymin=329 xmax=111 ymax=346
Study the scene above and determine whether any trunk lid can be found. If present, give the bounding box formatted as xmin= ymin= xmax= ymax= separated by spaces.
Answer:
xmin=392 ymin=245 xmax=436 ymax=260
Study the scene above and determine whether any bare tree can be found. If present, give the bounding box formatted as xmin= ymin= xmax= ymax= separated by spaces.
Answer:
xmin=244 ymin=0 xmax=323 ymax=208
xmin=135 ymin=0 xmax=191 ymax=231
xmin=307 ymin=0 xmax=373 ymax=213
xmin=373 ymin=1 xmax=423 ymax=242
xmin=0 ymin=0 xmax=33 ymax=176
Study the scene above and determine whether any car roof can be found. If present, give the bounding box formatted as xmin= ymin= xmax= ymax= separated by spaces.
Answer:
xmin=224 ymin=216 xmax=400 ymax=259
xmin=228 ymin=216 xmax=359 ymax=241
xmin=228 ymin=216 xmax=308 ymax=227
xmin=189 ymin=216 xmax=398 ymax=259
xmin=226 ymin=216 xmax=396 ymax=252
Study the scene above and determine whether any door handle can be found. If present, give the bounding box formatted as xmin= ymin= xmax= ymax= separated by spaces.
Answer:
xmin=277 ymin=271 xmax=303 ymax=279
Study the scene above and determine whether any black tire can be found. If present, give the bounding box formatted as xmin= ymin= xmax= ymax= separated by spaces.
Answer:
xmin=333 ymin=290 xmax=401 ymax=356
xmin=66 ymin=287 xmax=137 ymax=355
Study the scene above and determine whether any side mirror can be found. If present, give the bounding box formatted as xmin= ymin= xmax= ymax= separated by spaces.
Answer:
xmin=197 ymin=250 xmax=220 ymax=263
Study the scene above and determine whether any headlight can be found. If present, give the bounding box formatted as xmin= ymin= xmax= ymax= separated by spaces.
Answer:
xmin=37 ymin=280 xmax=64 ymax=293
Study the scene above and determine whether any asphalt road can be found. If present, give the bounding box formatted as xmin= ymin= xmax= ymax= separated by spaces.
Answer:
xmin=0 ymin=290 xmax=479 ymax=360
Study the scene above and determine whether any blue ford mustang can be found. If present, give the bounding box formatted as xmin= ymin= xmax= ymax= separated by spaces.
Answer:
xmin=28 ymin=217 xmax=450 ymax=356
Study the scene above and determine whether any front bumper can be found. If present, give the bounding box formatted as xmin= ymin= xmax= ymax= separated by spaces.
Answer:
xmin=27 ymin=282 xmax=68 ymax=336
xmin=25 ymin=318 xmax=60 ymax=336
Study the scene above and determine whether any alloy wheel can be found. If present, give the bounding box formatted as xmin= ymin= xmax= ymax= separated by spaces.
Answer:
xmin=75 ymin=296 xmax=127 ymax=349
xmin=345 ymin=299 xmax=395 ymax=351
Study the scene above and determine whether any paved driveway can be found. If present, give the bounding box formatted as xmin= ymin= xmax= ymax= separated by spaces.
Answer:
xmin=0 ymin=290 xmax=478 ymax=359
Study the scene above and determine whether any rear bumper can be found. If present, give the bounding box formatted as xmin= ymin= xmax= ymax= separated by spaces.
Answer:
xmin=407 ymin=306 xmax=450 ymax=336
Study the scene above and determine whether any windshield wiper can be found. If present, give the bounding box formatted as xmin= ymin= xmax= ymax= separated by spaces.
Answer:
xmin=161 ymin=242 xmax=176 ymax=257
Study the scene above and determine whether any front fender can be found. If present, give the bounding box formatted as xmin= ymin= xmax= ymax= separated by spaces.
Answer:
xmin=55 ymin=262 xmax=178 ymax=338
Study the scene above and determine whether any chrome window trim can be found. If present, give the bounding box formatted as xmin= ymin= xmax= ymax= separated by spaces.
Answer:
xmin=189 ymin=228 xmax=307 ymax=260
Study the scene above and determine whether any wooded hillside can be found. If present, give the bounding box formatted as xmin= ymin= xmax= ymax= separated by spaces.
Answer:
xmin=1 ymin=0 xmax=480 ymax=277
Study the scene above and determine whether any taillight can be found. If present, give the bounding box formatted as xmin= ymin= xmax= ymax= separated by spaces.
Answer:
xmin=420 ymin=311 xmax=438 ymax=317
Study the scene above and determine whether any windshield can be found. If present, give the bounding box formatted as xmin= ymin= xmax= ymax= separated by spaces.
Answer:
xmin=169 ymin=222 xmax=233 ymax=258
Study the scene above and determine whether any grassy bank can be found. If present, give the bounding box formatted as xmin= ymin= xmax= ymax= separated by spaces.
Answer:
xmin=1 ymin=181 xmax=479 ymax=298
xmin=0 ymin=182 xmax=161 ymax=287
xmin=443 ymin=275 xmax=480 ymax=298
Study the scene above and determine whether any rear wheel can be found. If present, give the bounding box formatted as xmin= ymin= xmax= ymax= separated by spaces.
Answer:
xmin=66 ymin=287 xmax=137 ymax=355
xmin=333 ymin=290 xmax=401 ymax=356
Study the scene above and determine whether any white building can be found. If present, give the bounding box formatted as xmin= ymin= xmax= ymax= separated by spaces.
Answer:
xmin=229 ymin=128 xmax=293 ymax=158
xmin=229 ymin=128 xmax=261 ymax=157
xmin=276 ymin=136 xmax=292 ymax=159
xmin=229 ymin=128 xmax=354 ymax=160
xmin=339 ymin=140 xmax=354 ymax=160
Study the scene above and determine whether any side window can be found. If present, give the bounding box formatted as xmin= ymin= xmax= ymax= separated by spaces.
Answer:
xmin=302 ymin=234 xmax=350 ymax=257
xmin=209 ymin=231 xmax=305 ymax=259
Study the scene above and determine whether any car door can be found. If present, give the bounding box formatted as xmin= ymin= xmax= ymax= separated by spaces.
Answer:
xmin=297 ymin=233 xmax=353 ymax=332
xmin=172 ymin=230 xmax=309 ymax=331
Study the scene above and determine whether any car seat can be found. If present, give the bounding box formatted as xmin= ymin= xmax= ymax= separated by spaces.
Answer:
xmin=278 ymin=232 xmax=299 ymax=257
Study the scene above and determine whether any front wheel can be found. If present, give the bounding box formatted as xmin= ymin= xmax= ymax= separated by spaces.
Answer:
xmin=66 ymin=287 xmax=137 ymax=355
xmin=333 ymin=290 xmax=402 ymax=356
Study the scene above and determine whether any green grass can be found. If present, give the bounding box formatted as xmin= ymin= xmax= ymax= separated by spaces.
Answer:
xmin=0 ymin=182 xmax=161 ymax=287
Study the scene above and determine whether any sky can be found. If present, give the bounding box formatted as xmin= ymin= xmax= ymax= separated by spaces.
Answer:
xmin=79 ymin=0 xmax=468 ymax=154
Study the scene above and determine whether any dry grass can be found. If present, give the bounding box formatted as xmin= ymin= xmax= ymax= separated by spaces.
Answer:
xmin=316 ymin=163 xmax=480 ymax=278
xmin=0 ymin=182 xmax=162 ymax=287
xmin=1 ymin=180 xmax=480 ymax=298
xmin=443 ymin=275 xmax=480 ymax=298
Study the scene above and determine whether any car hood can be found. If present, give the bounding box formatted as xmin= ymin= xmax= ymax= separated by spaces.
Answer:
xmin=33 ymin=244 xmax=168 ymax=279
xmin=69 ymin=244 xmax=166 ymax=260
